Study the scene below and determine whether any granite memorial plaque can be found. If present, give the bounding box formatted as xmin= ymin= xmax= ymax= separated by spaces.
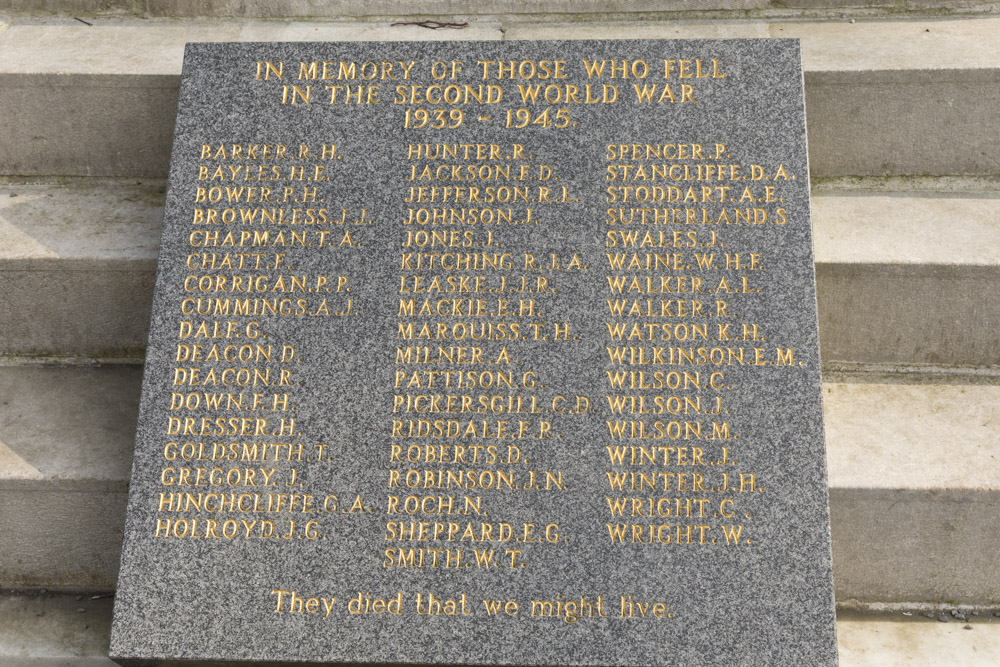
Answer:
xmin=110 ymin=39 xmax=838 ymax=666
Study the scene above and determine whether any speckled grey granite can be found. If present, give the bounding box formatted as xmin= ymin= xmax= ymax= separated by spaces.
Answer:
xmin=111 ymin=41 xmax=837 ymax=666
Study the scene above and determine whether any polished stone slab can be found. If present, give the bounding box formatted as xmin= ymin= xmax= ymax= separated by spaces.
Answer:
xmin=111 ymin=39 xmax=836 ymax=666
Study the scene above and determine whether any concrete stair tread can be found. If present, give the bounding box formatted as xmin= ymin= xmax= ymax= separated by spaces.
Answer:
xmin=1 ymin=17 xmax=999 ymax=75
xmin=0 ymin=592 xmax=115 ymax=665
xmin=5 ymin=0 xmax=1000 ymax=19
xmin=0 ymin=183 xmax=160 ymax=359
xmin=825 ymin=381 xmax=1000 ymax=491
xmin=0 ymin=365 xmax=139 ymax=588
xmin=837 ymin=609 xmax=1000 ymax=666
xmin=0 ymin=183 xmax=162 ymax=263
xmin=0 ymin=19 xmax=505 ymax=77
xmin=507 ymin=16 xmax=1000 ymax=73
xmin=812 ymin=192 xmax=1000 ymax=266
xmin=0 ymin=365 xmax=139 ymax=483
xmin=2 ymin=591 xmax=1000 ymax=666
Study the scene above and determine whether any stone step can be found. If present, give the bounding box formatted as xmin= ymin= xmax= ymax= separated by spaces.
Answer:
xmin=0 ymin=365 xmax=138 ymax=591
xmin=811 ymin=189 xmax=1000 ymax=368
xmin=0 ymin=592 xmax=117 ymax=667
xmin=823 ymin=372 xmax=1000 ymax=604
xmin=3 ymin=181 xmax=997 ymax=366
xmin=4 ymin=0 xmax=998 ymax=19
xmin=2 ymin=592 xmax=1000 ymax=667
xmin=0 ymin=181 xmax=161 ymax=361
xmin=1 ymin=363 xmax=997 ymax=603
xmin=1 ymin=17 xmax=999 ymax=178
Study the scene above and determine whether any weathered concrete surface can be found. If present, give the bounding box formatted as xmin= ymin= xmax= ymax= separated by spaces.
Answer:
xmin=7 ymin=0 xmax=998 ymax=18
xmin=0 ymin=592 xmax=116 ymax=667
xmin=0 ymin=365 xmax=139 ymax=589
xmin=0 ymin=73 xmax=180 ymax=179
xmin=811 ymin=193 xmax=1000 ymax=267
xmin=825 ymin=382 xmax=1000 ymax=604
xmin=837 ymin=610 xmax=1000 ymax=667
xmin=816 ymin=263 xmax=999 ymax=366
xmin=812 ymin=192 xmax=1000 ymax=367
xmin=0 ymin=183 xmax=161 ymax=358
